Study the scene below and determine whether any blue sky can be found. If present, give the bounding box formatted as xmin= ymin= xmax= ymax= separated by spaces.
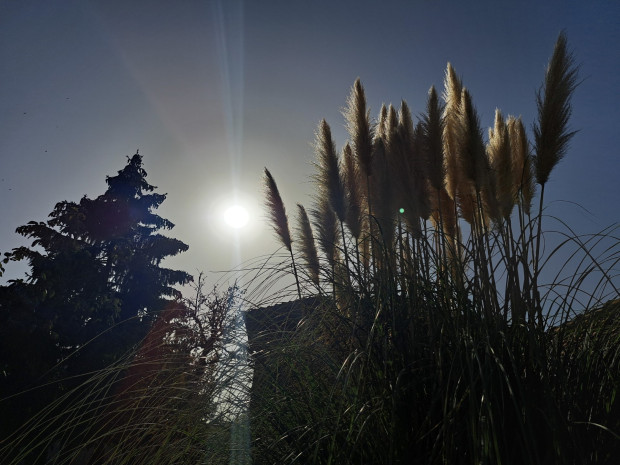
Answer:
xmin=1 ymin=0 xmax=619 ymax=293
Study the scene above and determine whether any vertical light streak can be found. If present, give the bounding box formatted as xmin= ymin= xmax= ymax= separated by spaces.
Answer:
xmin=213 ymin=4 xmax=251 ymax=464
xmin=213 ymin=0 xmax=245 ymax=273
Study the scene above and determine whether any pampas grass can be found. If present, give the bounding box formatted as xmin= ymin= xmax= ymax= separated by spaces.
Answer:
xmin=310 ymin=195 xmax=340 ymax=284
xmin=423 ymin=86 xmax=446 ymax=195
xmin=296 ymin=204 xmax=320 ymax=287
xmin=534 ymin=31 xmax=579 ymax=187
xmin=314 ymin=120 xmax=347 ymax=225
xmin=264 ymin=168 xmax=293 ymax=253
xmin=253 ymin=32 xmax=619 ymax=464
xmin=342 ymin=143 xmax=363 ymax=242
xmin=508 ymin=115 xmax=535 ymax=216
xmin=442 ymin=62 xmax=464 ymax=202
xmin=344 ymin=78 xmax=374 ymax=180
xmin=264 ymin=167 xmax=301 ymax=299
xmin=488 ymin=109 xmax=514 ymax=222
xmin=532 ymin=32 xmax=580 ymax=319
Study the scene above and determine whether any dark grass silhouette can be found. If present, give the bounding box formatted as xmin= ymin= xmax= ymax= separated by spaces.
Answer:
xmin=254 ymin=33 xmax=619 ymax=464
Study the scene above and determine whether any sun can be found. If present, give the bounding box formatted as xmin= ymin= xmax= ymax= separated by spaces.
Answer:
xmin=224 ymin=205 xmax=249 ymax=229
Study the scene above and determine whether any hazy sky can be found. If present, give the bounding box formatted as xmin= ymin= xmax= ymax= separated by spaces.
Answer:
xmin=1 ymin=0 xmax=619 ymax=293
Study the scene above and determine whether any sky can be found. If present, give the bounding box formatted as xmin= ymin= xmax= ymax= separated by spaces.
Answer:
xmin=1 ymin=0 xmax=619 ymax=296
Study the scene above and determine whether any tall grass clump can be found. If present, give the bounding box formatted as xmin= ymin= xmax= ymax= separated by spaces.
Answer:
xmin=251 ymin=32 xmax=620 ymax=464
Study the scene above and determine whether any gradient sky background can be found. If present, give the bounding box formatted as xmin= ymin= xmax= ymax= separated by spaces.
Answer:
xmin=1 ymin=0 xmax=619 ymax=295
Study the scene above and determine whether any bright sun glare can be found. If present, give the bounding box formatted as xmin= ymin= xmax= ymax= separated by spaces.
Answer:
xmin=224 ymin=205 xmax=249 ymax=229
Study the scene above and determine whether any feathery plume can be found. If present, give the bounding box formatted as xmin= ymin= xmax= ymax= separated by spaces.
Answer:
xmin=423 ymin=86 xmax=446 ymax=193
xmin=508 ymin=116 xmax=535 ymax=215
xmin=370 ymin=136 xmax=395 ymax=248
xmin=532 ymin=32 xmax=578 ymax=314
xmin=296 ymin=204 xmax=320 ymax=286
xmin=481 ymin=178 xmax=499 ymax=228
xmin=385 ymin=104 xmax=399 ymax=153
xmin=377 ymin=104 xmax=389 ymax=140
xmin=455 ymin=88 xmax=494 ymax=226
xmin=533 ymin=31 xmax=579 ymax=186
xmin=342 ymin=143 xmax=363 ymax=239
xmin=457 ymin=184 xmax=477 ymax=226
xmin=458 ymin=88 xmax=489 ymax=196
xmin=311 ymin=195 xmax=340 ymax=270
xmin=391 ymin=102 xmax=426 ymax=237
xmin=263 ymin=168 xmax=292 ymax=252
xmin=369 ymin=105 xmax=397 ymax=246
xmin=397 ymin=101 xmax=415 ymax=149
xmin=487 ymin=109 xmax=514 ymax=221
xmin=430 ymin=187 xmax=457 ymax=239
xmin=412 ymin=120 xmax=432 ymax=222
xmin=344 ymin=78 xmax=374 ymax=178
xmin=314 ymin=119 xmax=347 ymax=223
xmin=442 ymin=63 xmax=463 ymax=201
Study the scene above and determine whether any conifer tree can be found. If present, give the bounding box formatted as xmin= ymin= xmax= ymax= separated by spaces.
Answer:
xmin=0 ymin=153 xmax=191 ymax=434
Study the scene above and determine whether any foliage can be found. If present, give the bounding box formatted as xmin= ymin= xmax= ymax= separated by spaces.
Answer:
xmin=0 ymin=276 xmax=241 ymax=465
xmin=255 ymin=33 xmax=620 ymax=464
xmin=0 ymin=153 xmax=192 ymax=450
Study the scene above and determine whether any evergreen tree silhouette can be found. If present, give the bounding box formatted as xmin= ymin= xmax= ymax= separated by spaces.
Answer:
xmin=0 ymin=152 xmax=191 ymax=436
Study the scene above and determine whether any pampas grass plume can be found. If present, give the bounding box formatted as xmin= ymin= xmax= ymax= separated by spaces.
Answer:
xmin=343 ymin=142 xmax=363 ymax=240
xmin=344 ymin=78 xmax=374 ymax=178
xmin=442 ymin=63 xmax=463 ymax=201
xmin=487 ymin=109 xmax=514 ymax=220
xmin=458 ymin=88 xmax=489 ymax=196
xmin=263 ymin=167 xmax=292 ymax=252
xmin=508 ymin=116 xmax=535 ymax=215
xmin=296 ymin=204 xmax=320 ymax=286
xmin=533 ymin=31 xmax=579 ymax=186
xmin=315 ymin=119 xmax=347 ymax=224
xmin=311 ymin=195 xmax=340 ymax=270
xmin=423 ymin=85 xmax=446 ymax=193
xmin=377 ymin=104 xmax=388 ymax=140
